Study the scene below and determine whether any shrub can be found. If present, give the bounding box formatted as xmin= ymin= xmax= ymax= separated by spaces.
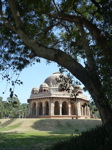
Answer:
xmin=47 ymin=125 xmax=112 ymax=150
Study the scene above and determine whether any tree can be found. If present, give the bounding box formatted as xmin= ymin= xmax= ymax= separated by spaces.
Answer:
xmin=0 ymin=97 xmax=4 ymax=118
xmin=7 ymin=96 xmax=21 ymax=117
xmin=0 ymin=0 xmax=112 ymax=126
xmin=89 ymin=101 xmax=100 ymax=119
xmin=19 ymin=103 xmax=29 ymax=118
xmin=0 ymin=96 xmax=28 ymax=118
xmin=0 ymin=97 xmax=12 ymax=118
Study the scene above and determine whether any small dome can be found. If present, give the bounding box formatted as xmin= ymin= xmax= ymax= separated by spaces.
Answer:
xmin=40 ymin=83 xmax=49 ymax=89
xmin=39 ymin=83 xmax=49 ymax=92
xmin=33 ymin=87 xmax=39 ymax=90
xmin=31 ymin=87 xmax=39 ymax=94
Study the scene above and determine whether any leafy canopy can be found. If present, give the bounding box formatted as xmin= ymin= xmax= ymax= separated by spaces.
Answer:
xmin=0 ymin=0 xmax=112 ymax=102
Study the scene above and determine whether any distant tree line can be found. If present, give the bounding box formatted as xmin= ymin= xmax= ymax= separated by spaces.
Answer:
xmin=0 ymin=97 xmax=29 ymax=118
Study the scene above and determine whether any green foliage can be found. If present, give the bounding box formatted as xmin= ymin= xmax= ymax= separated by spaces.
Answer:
xmin=48 ymin=125 xmax=112 ymax=150
xmin=0 ymin=0 xmax=112 ymax=92
xmin=89 ymin=101 xmax=100 ymax=118
xmin=0 ymin=97 xmax=28 ymax=118
xmin=19 ymin=103 xmax=29 ymax=118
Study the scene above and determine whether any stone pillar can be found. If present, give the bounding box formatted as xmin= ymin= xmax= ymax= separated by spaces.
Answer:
xmin=86 ymin=106 xmax=88 ymax=116
xmin=81 ymin=107 xmax=83 ymax=116
xmin=77 ymin=101 xmax=81 ymax=116
xmin=49 ymin=101 xmax=54 ymax=116
xmin=60 ymin=104 xmax=62 ymax=116
xmin=84 ymin=107 xmax=86 ymax=116
xmin=85 ymin=106 xmax=87 ymax=116
xmin=87 ymin=106 xmax=90 ymax=117
xmin=36 ymin=102 xmax=38 ymax=116
xmin=36 ymin=107 xmax=39 ymax=115
xmin=43 ymin=103 xmax=45 ymax=115
xmin=43 ymin=107 xmax=45 ymax=115
xmin=68 ymin=104 xmax=71 ymax=116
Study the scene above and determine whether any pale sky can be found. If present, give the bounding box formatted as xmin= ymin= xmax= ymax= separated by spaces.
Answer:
xmin=0 ymin=58 xmax=90 ymax=103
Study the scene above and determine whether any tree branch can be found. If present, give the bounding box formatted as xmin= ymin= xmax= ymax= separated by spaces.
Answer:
xmin=5 ymin=0 xmax=102 ymax=98
xmin=52 ymin=0 xmax=60 ymax=13
xmin=14 ymin=27 xmax=99 ymax=97
xmin=0 ymin=0 xmax=2 ymax=15
xmin=0 ymin=0 xmax=16 ymax=32
xmin=8 ymin=0 xmax=23 ymax=29
xmin=49 ymin=13 xmax=102 ymax=37
xmin=36 ymin=19 xmax=62 ymax=37
xmin=48 ymin=13 xmax=107 ymax=53
xmin=78 ymin=23 xmax=96 ymax=71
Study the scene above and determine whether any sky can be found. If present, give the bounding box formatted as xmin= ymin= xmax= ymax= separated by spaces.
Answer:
xmin=0 ymin=59 xmax=59 ymax=103
xmin=0 ymin=58 xmax=90 ymax=104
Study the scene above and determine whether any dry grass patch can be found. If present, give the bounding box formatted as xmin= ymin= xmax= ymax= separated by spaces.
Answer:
xmin=0 ymin=118 xmax=102 ymax=133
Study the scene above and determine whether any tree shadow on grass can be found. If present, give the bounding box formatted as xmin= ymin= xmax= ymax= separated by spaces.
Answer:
xmin=0 ymin=132 xmax=67 ymax=150
xmin=31 ymin=119 xmax=102 ymax=134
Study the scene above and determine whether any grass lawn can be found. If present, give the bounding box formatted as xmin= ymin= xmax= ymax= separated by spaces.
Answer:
xmin=0 ymin=118 xmax=102 ymax=150
xmin=0 ymin=132 xmax=69 ymax=150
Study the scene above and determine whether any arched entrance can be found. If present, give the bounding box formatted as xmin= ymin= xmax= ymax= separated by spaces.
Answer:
xmin=32 ymin=102 xmax=36 ymax=116
xmin=54 ymin=101 xmax=60 ymax=115
xmin=38 ymin=102 xmax=43 ymax=115
xmin=62 ymin=101 xmax=68 ymax=115
xmin=45 ymin=101 xmax=49 ymax=115
xmin=71 ymin=102 xmax=76 ymax=115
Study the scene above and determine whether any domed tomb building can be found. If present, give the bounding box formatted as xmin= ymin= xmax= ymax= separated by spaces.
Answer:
xmin=27 ymin=72 xmax=90 ymax=118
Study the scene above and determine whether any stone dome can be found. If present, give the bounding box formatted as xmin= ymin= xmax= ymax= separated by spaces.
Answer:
xmin=31 ymin=87 xmax=39 ymax=94
xmin=39 ymin=83 xmax=49 ymax=92
xmin=44 ymin=72 xmax=66 ymax=87
xmin=40 ymin=83 xmax=49 ymax=89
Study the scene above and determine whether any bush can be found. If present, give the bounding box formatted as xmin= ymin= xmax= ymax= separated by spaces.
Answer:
xmin=47 ymin=125 xmax=112 ymax=150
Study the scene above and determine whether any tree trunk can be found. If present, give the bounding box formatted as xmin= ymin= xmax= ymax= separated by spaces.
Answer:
xmin=96 ymin=101 xmax=112 ymax=125
xmin=89 ymin=87 xmax=112 ymax=127
xmin=79 ymin=73 xmax=112 ymax=126
xmin=96 ymin=100 xmax=112 ymax=134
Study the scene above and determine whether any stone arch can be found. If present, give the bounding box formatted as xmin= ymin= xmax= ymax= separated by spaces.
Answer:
xmin=71 ymin=102 xmax=76 ymax=115
xmin=54 ymin=101 xmax=60 ymax=115
xmin=38 ymin=102 xmax=43 ymax=115
xmin=32 ymin=102 xmax=36 ymax=116
xmin=44 ymin=101 xmax=49 ymax=115
xmin=62 ymin=101 xmax=68 ymax=115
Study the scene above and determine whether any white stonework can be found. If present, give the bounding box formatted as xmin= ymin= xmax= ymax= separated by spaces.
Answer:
xmin=27 ymin=72 xmax=90 ymax=118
